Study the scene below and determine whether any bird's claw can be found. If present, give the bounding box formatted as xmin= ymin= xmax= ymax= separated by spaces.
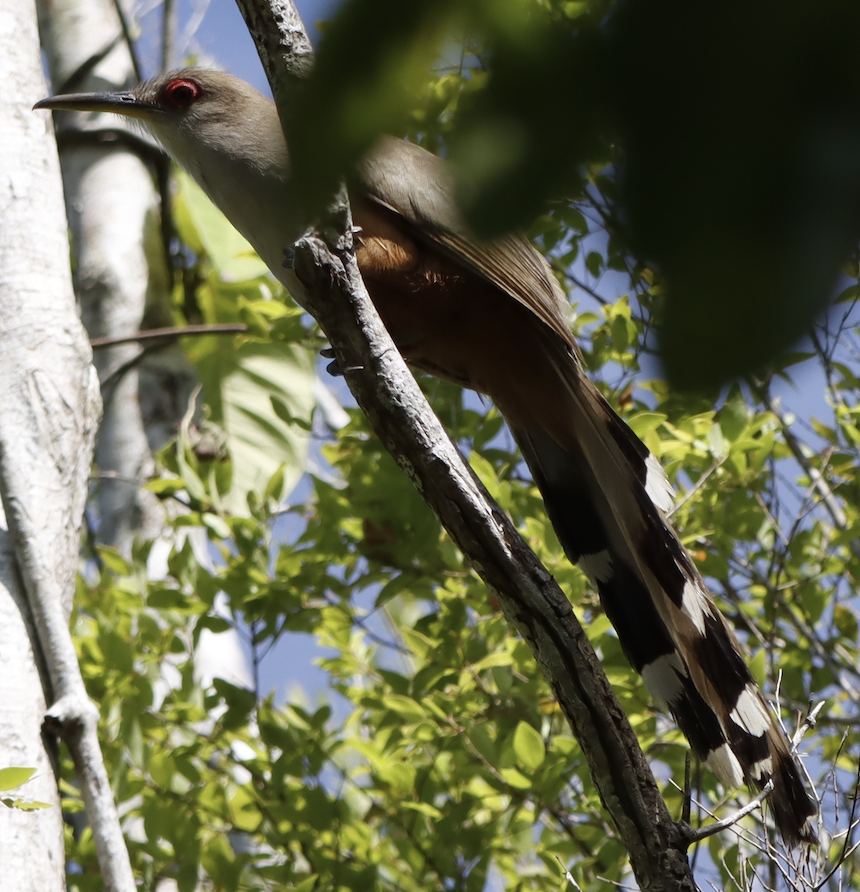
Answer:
xmin=326 ymin=359 xmax=364 ymax=377
xmin=321 ymin=346 xmax=362 ymax=376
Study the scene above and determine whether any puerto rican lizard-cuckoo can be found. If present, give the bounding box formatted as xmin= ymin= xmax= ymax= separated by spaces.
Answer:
xmin=35 ymin=69 xmax=817 ymax=845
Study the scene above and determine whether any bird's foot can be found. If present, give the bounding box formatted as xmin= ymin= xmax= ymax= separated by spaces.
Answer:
xmin=320 ymin=346 xmax=363 ymax=376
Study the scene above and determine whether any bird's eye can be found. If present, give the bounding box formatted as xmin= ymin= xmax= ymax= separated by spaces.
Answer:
xmin=161 ymin=78 xmax=201 ymax=109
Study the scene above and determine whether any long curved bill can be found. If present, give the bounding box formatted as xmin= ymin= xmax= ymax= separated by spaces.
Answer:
xmin=33 ymin=91 xmax=160 ymax=120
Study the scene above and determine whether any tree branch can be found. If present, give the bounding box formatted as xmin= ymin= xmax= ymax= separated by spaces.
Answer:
xmin=232 ymin=2 xmax=698 ymax=888
xmin=294 ymin=231 xmax=696 ymax=891
xmin=90 ymin=322 xmax=248 ymax=349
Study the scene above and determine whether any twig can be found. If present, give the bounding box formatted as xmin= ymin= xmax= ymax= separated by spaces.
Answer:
xmin=556 ymin=857 xmax=584 ymax=890
xmin=91 ymin=322 xmax=247 ymax=349
xmin=161 ymin=0 xmax=177 ymax=71
xmin=684 ymin=781 xmax=774 ymax=844
xmin=110 ymin=0 xmax=143 ymax=82
xmin=669 ymin=457 xmax=725 ymax=517
xmin=791 ymin=700 xmax=825 ymax=753
xmin=682 ymin=751 xmax=692 ymax=826
xmin=752 ymin=378 xmax=856 ymax=552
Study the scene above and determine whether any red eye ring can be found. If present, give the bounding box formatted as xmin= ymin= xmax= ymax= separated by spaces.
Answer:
xmin=161 ymin=78 xmax=201 ymax=109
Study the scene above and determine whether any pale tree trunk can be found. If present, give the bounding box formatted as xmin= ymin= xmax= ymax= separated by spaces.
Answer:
xmin=0 ymin=521 xmax=65 ymax=888
xmin=37 ymin=0 xmax=170 ymax=554
xmin=0 ymin=0 xmax=135 ymax=889
xmin=35 ymin=4 xmax=251 ymax=889
xmin=0 ymin=6 xmax=74 ymax=888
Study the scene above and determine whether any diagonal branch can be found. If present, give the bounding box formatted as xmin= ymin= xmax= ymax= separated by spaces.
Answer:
xmin=292 ymin=227 xmax=696 ymax=891
xmin=232 ymin=3 xmax=697 ymax=888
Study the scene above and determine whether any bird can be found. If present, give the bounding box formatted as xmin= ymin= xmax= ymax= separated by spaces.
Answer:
xmin=35 ymin=68 xmax=817 ymax=845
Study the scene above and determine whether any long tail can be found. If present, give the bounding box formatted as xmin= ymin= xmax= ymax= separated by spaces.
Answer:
xmin=507 ymin=350 xmax=817 ymax=846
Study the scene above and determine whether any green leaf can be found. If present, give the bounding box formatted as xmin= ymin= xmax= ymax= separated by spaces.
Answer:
xmin=512 ymin=721 xmax=545 ymax=771
xmin=197 ymin=616 xmax=232 ymax=634
xmin=471 ymin=651 xmax=514 ymax=672
xmin=743 ymin=648 xmax=765 ymax=688
xmin=271 ymin=396 xmax=314 ymax=432
xmin=97 ymin=548 xmax=131 ymax=576
xmin=499 ymin=767 xmax=532 ymax=790
xmin=229 ymin=787 xmax=263 ymax=832
xmin=383 ymin=695 xmax=427 ymax=723
xmin=264 ymin=462 xmax=288 ymax=504
xmin=468 ymin=451 xmax=500 ymax=498
xmin=1 ymin=797 xmax=52 ymax=811
xmin=718 ymin=388 xmax=750 ymax=441
xmin=0 ymin=767 xmax=35 ymax=791
xmin=586 ymin=251 xmax=603 ymax=277
xmin=834 ymin=604 xmax=858 ymax=641
xmin=376 ymin=761 xmax=416 ymax=795
xmin=707 ymin=423 xmax=729 ymax=459
xmin=201 ymin=512 xmax=231 ymax=540
xmin=401 ymin=801 xmax=443 ymax=819
xmin=191 ymin=339 xmax=316 ymax=514
xmin=175 ymin=171 xmax=270 ymax=282
xmin=212 ymin=678 xmax=256 ymax=728
xmin=144 ymin=477 xmax=187 ymax=496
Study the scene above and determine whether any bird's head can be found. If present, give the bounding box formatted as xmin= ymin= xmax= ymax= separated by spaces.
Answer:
xmin=36 ymin=68 xmax=300 ymax=286
xmin=35 ymin=68 xmax=289 ymax=181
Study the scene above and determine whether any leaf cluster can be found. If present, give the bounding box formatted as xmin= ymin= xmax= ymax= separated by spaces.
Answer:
xmin=69 ymin=274 xmax=860 ymax=889
xmin=64 ymin=14 xmax=860 ymax=888
xmin=289 ymin=0 xmax=860 ymax=390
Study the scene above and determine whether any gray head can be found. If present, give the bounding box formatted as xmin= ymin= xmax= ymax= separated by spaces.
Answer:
xmin=35 ymin=68 xmax=290 ymax=180
xmin=36 ymin=69 xmax=301 ymax=287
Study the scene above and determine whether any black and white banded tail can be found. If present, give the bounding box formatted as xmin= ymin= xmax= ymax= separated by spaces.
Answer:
xmin=511 ymin=355 xmax=817 ymax=846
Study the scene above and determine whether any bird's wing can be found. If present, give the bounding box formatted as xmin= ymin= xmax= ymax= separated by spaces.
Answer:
xmin=352 ymin=136 xmax=576 ymax=350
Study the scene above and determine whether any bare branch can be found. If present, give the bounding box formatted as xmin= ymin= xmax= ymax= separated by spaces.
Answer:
xmin=90 ymin=322 xmax=248 ymax=349
xmin=685 ymin=781 xmax=774 ymax=844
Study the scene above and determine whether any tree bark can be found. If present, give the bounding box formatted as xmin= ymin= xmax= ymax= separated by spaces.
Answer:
xmin=0 ymin=2 xmax=132 ymax=890
xmin=0 ymin=509 xmax=65 ymax=889
xmin=293 ymin=233 xmax=697 ymax=892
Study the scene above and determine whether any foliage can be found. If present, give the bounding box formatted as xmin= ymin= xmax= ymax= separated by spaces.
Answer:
xmin=0 ymin=767 xmax=52 ymax=811
xmin=63 ymin=4 xmax=860 ymax=890
xmin=172 ymin=170 xmax=316 ymax=515
xmin=290 ymin=0 xmax=860 ymax=390
xmin=66 ymin=212 xmax=860 ymax=889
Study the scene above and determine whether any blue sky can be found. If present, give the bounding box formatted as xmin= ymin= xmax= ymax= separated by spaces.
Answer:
xmin=142 ymin=0 xmax=342 ymax=87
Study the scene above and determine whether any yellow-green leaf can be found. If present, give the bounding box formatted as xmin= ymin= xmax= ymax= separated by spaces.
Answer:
xmin=512 ymin=721 xmax=545 ymax=771
xmin=0 ymin=767 xmax=35 ymax=791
